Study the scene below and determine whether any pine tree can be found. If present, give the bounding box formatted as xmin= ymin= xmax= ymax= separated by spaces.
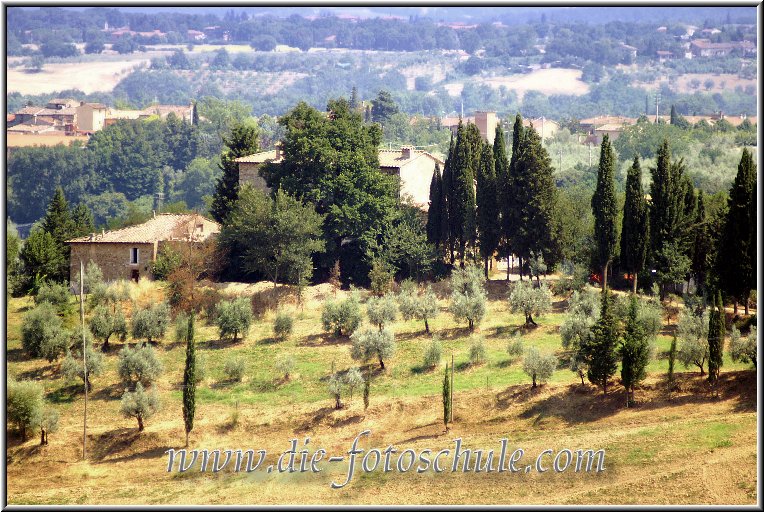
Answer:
xmin=493 ymin=123 xmax=512 ymax=279
xmin=182 ymin=313 xmax=196 ymax=447
xmin=71 ymin=203 xmax=94 ymax=238
xmin=582 ymin=290 xmax=619 ymax=394
xmin=191 ymin=100 xmax=199 ymax=126
xmin=41 ymin=186 xmax=74 ymax=246
xmin=350 ymin=86 xmax=359 ymax=111
xmin=620 ymin=296 xmax=650 ymax=406
xmin=426 ymin=163 xmax=444 ymax=250
xmin=591 ymin=134 xmax=618 ymax=290
xmin=707 ymin=291 xmax=725 ymax=385
xmin=210 ymin=123 xmax=259 ymax=224
xmin=476 ymin=144 xmax=500 ymax=277
xmin=717 ymin=148 xmax=756 ymax=315
xmin=620 ymin=156 xmax=650 ymax=293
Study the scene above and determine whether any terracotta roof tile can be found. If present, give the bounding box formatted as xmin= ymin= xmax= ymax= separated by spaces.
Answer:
xmin=66 ymin=213 xmax=219 ymax=244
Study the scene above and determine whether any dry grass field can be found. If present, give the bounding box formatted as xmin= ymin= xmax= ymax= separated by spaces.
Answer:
xmin=5 ymin=277 xmax=757 ymax=505
xmin=6 ymin=59 xmax=150 ymax=95
xmin=637 ymin=73 xmax=757 ymax=95
xmin=443 ymin=68 xmax=590 ymax=100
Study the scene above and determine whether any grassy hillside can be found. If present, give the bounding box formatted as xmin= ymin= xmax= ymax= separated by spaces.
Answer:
xmin=6 ymin=276 xmax=757 ymax=505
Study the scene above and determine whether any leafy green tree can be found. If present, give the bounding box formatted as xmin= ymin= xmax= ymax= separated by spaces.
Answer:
xmin=707 ymin=291 xmax=725 ymax=385
xmin=34 ymin=281 xmax=73 ymax=316
xmin=476 ymin=144 xmax=500 ymax=276
xmin=117 ymin=344 xmax=163 ymax=388
xmin=620 ymin=156 xmax=650 ymax=294
xmin=343 ymin=367 xmax=363 ymax=401
xmin=61 ymin=344 xmax=105 ymax=392
xmin=21 ymin=303 xmax=68 ymax=361
xmin=398 ymin=281 xmax=439 ymax=334
xmin=7 ymin=378 xmax=43 ymax=441
xmin=167 ymin=49 xmax=191 ymax=69
xmin=561 ymin=290 xmax=600 ymax=384
xmin=210 ymin=122 xmax=259 ymax=224
xmin=121 ymin=383 xmax=160 ymax=432
xmin=422 ymin=337 xmax=443 ymax=369
xmin=182 ymin=313 xmax=196 ymax=447
xmin=351 ymin=328 xmax=395 ymax=370
xmin=220 ymin=187 xmax=325 ymax=286
xmin=691 ymin=191 xmax=712 ymax=294
xmin=327 ymin=373 xmax=343 ymax=409
xmin=215 ymin=298 xmax=254 ymax=342
xmin=508 ymin=280 xmax=552 ymax=327
xmin=717 ymin=148 xmax=756 ymax=315
xmin=273 ymin=311 xmax=294 ymax=341
xmin=523 ymin=346 xmax=557 ymax=388
xmin=620 ymin=296 xmax=650 ymax=406
xmin=591 ymin=134 xmax=618 ymax=290
xmin=39 ymin=186 xmax=75 ymax=280
xmin=654 ymin=240 xmax=691 ymax=297
xmin=729 ymin=325 xmax=756 ymax=368
xmin=448 ymin=121 xmax=480 ymax=262
xmin=371 ymin=90 xmax=399 ymax=126
xmin=366 ymin=294 xmax=398 ymax=331
xmin=677 ymin=309 xmax=709 ymax=375
xmin=131 ymin=303 xmax=171 ymax=344
xmin=581 ymin=291 xmax=619 ymax=394
xmin=322 ymin=295 xmax=362 ymax=337
xmin=449 ymin=264 xmax=487 ymax=332
xmin=89 ymin=304 xmax=127 ymax=351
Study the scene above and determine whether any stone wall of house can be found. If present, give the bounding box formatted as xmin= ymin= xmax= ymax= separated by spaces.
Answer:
xmin=398 ymin=157 xmax=440 ymax=209
xmin=69 ymin=242 xmax=157 ymax=285
xmin=239 ymin=162 xmax=271 ymax=193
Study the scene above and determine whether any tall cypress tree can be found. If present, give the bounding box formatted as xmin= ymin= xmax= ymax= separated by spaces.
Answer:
xmin=591 ymin=134 xmax=618 ymax=291
xmin=582 ymin=290 xmax=620 ymax=395
xmin=493 ymin=123 xmax=512 ymax=279
xmin=442 ymin=133 xmax=457 ymax=264
xmin=717 ymin=147 xmax=756 ymax=315
xmin=426 ymin=163 xmax=444 ymax=251
xmin=620 ymin=155 xmax=650 ymax=294
xmin=620 ymin=296 xmax=650 ymax=406
xmin=442 ymin=363 xmax=451 ymax=429
xmin=182 ymin=313 xmax=196 ymax=447
xmin=691 ymin=190 xmax=711 ymax=294
xmin=476 ymin=144 xmax=500 ymax=277
xmin=449 ymin=121 xmax=478 ymax=264
xmin=507 ymin=114 xmax=527 ymax=276
xmin=210 ymin=123 xmax=260 ymax=224
xmin=707 ymin=291 xmax=725 ymax=385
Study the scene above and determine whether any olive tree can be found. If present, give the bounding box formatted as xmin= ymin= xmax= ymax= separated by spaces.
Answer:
xmin=508 ymin=280 xmax=552 ymax=327
xmin=366 ymin=294 xmax=398 ymax=331
xmin=61 ymin=344 xmax=105 ymax=392
xmin=677 ymin=309 xmax=710 ymax=375
xmin=215 ymin=297 xmax=254 ymax=342
xmin=131 ymin=302 xmax=171 ymax=344
xmin=117 ymin=344 xmax=163 ymax=388
xmin=327 ymin=372 xmax=344 ymax=409
xmin=729 ymin=325 xmax=757 ymax=368
xmin=34 ymin=280 xmax=73 ymax=315
xmin=398 ymin=281 xmax=439 ymax=334
xmin=522 ymin=346 xmax=557 ymax=388
xmin=89 ymin=304 xmax=128 ymax=351
xmin=344 ymin=367 xmax=364 ymax=401
xmin=274 ymin=354 xmax=296 ymax=380
xmin=7 ymin=378 xmax=43 ymax=441
xmin=21 ymin=303 xmax=69 ymax=361
xmin=449 ymin=264 xmax=487 ymax=332
xmin=120 ymin=382 xmax=160 ymax=431
xmin=350 ymin=328 xmax=395 ymax=370
xmin=321 ymin=294 xmax=362 ymax=337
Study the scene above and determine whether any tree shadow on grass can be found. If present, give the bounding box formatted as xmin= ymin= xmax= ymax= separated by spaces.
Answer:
xmin=297 ymin=332 xmax=349 ymax=347
xmin=197 ymin=338 xmax=243 ymax=350
xmin=7 ymin=348 xmax=27 ymax=363
xmin=294 ymin=406 xmax=337 ymax=434
xmin=436 ymin=326 xmax=474 ymax=341
xmin=90 ymin=381 xmax=126 ymax=401
xmin=45 ymin=384 xmax=82 ymax=404
xmin=18 ymin=363 xmax=59 ymax=381
xmin=89 ymin=428 xmax=174 ymax=463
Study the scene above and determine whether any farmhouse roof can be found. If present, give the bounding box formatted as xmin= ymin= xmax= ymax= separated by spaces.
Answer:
xmin=235 ymin=149 xmax=282 ymax=164
xmin=378 ymin=148 xmax=445 ymax=169
xmin=80 ymin=102 xmax=108 ymax=110
xmin=579 ymin=115 xmax=637 ymax=127
xmin=141 ymin=104 xmax=193 ymax=118
xmin=66 ymin=213 xmax=219 ymax=244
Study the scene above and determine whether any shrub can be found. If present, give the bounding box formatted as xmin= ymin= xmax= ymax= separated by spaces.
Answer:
xmin=120 ymin=382 xmax=159 ymax=431
xmin=117 ymin=344 xmax=163 ymax=388
xmin=344 ymin=367 xmax=364 ymax=400
xmin=522 ymin=347 xmax=557 ymax=388
xmin=729 ymin=325 xmax=757 ymax=367
xmin=366 ymin=293 xmax=398 ymax=330
xmin=89 ymin=304 xmax=128 ymax=350
xmin=273 ymin=311 xmax=294 ymax=341
xmin=399 ymin=282 xmax=439 ymax=333
xmin=199 ymin=287 xmax=224 ymax=322
xmin=131 ymin=302 xmax=171 ymax=344
xmin=215 ymin=298 xmax=254 ymax=341
xmin=7 ymin=378 xmax=43 ymax=441
xmin=321 ymin=295 xmax=362 ymax=337
xmin=21 ymin=303 xmax=68 ymax=361
xmin=350 ymin=328 xmax=395 ymax=370
xmin=88 ymin=280 xmax=130 ymax=309
xmin=469 ymin=338 xmax=487 ymax=366
xmin=677 ymin=309 xmax=710 ymax=374
xmin=508 ymin=281 xmax=552 ymax=327
xmin=422 ymin=337 xmax=443 ymax=369
xmin=449 ymin=264 xmax=487 ymax=332
xmin=61 ymin=344 xmax=105 ymax=391
xmin=34 ymin=280 xmax=72 ymax=315
xmin=506 ymin=336 xmax=523 ymax=362
xmin=223 ymin=355 xmax=246 ymax=382
xmin=274 ymin=354 xmax=296 ymax=380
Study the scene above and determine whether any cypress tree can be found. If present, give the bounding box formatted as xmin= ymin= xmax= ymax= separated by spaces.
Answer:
xmin=182 ymin=313 xmax=196 ymax=447
xmin=426 ymin=163 xmax=444 ymax=251
xmin=582 ymin=290 xmax=619 ymax=394
xmin=363 ymin=368 xmax=370 ymax=411
xmin=476 ymin=144 xmax=500 ymax=277
xmin=442 ymin=133 xmax=457 ymax=264
xmin=670 ymin=105 xmax=678 ymax=125
xmin=667 ymin=334 xmax=677 ymax=390
xmin=493 ymin=123 xmax=512 ymax=279
xmin=707 ymin=291 xmax=725 ymax=385
xmin=691 ymin=191 xmax=711 ymax=294
xmin=507 ymin=114 xmax=525 ymax=276
xmin=41 ymin=186 xmax=74 ymax=246
xmin=717 ymin=148 xmax=756 ymax=315
xmin=591 ymin=134 xmax=618 ymax=291
xmin=71 ymin=203 xmax=95 ymax=238
xmin=191 ymin=100 xmax=199 ymax=126
xmin=442 ymin=363 xmax=451 ymax=429
xmin=350 ymin=86 xmax=359 ymax=110
xmin=210 ymin=123 xmax=259 ymax=224
xmin=620 ymin=156 xmax=650 ymax=294
xmin=449 ymin=121 xmax=478 ymax=264
xmin=620 ymin=296 xmax=650 ymax=406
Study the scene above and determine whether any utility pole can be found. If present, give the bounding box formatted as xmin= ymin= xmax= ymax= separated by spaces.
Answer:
xmin=655 ymin=91 xmax=661 ymax=123
xmin=80 ymin=259 xmax=87 ymax=460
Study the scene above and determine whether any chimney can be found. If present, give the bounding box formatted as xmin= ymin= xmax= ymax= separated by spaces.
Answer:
xmin=401 ymin=146 xmax=412 ymax=159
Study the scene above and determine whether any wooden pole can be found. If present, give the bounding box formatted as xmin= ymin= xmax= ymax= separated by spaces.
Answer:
xmin=80 ymin=259 xmax=87 ymax=460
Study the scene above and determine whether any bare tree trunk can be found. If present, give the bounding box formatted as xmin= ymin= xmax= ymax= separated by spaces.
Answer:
xmin=138 ymin=416 xmax=144 ymax=432
xmin=744 ymin=291 xmax=750 ymax=316
xmin=507 ymin=255 xmax=511 ymax=281
xmin=378 ymin=355 xmax=385 ymax=370
xmin=632 ymin=273 xmax=638 ymax=294
xmin=733 ymin=299 xmax=738 ymax=316
xmin=424 ymin=318 xmax=430 ymax=334
xmin=40 ymin=427 xmax=47 ymax=446
xmin=602 ymin=261 xmax=609 ymax=291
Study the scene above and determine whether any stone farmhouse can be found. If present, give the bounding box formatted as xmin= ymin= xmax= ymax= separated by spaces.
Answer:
xmin=236 ymin=145 xmax=445 ymax=211
xmin=66 ymin=213 xmax=219 ymax=284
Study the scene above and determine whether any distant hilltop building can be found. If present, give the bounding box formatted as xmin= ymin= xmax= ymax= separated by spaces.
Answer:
xmin=441 ymin=111 xmax=559 ymax=143
xmin=236 ymin=144 xmax=444 ymax=210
